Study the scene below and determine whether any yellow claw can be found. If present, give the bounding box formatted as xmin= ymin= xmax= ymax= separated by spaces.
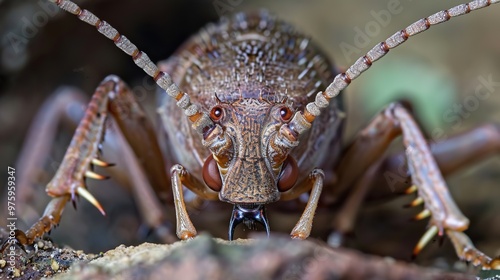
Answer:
xmin=405 ymin=197 xmax=424 ymax=208
xmin=491 ymin=259 xmax=500 ymax=270
xmin=76 ymin=186 xmax=106 ymax=216
xmin=405 ymin=185 xmax=418 ymax=194
xmin=412 ymin=225 xmax=438 ymax=258
xmin=85 ymin=170 xmax=109 ymax=180
xmin=91 ymin=158 xmax=115 ymax=167
xmin=413 ymin=209 xmax=431 ymax=221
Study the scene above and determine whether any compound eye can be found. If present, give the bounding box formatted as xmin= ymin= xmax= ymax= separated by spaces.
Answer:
xmin=279 ymin=106 xmax=293 ymax=122
xmin=202 ymin=155 xmax=222 ymax=192
xmin=277 ymin=155 xmax=298 ymax=192
xmin=210 ymin=106 xmax=224 ymax=121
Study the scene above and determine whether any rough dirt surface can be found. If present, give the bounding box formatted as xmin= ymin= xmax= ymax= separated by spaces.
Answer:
xmin=0 ymin=229 xmax=95 ymax=279
xmin=0 ymin=231 xmax=484 ymax=280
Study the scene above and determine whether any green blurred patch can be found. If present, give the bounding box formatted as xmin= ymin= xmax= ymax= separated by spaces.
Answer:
xmin=357 ymin=55 xmax=457 ymax=129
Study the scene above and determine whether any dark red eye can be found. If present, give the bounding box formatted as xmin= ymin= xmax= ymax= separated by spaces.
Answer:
xmin=279 ymin=106 xmax=293 ymax=121
xmin=202 ymin=155 xmax=222 ymax=192
xmin=210 ymin=106 xmax=223 ymax=121
xmin=278 ymin=155 xmax=298 ymax=192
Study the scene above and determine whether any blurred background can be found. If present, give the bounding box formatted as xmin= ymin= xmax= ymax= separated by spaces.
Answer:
xmin=1 ymin=0 xmax=499 ymax=270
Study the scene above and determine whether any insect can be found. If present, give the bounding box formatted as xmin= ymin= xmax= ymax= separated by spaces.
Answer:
xmin=4 ymin=0 xmax=500 ymax=270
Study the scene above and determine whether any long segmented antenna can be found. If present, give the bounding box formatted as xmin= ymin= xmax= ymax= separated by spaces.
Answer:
xmin=279 ymin=0 xmax=499 ymax=142
xmin=47 ymin=0 xmax=215 ymax=135
xmin=48 ymin=0 xmax=498 ymax=142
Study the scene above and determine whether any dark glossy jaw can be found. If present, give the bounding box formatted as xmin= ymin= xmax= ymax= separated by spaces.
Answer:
xmin=228 ymin=204 xmax=270 ymax=240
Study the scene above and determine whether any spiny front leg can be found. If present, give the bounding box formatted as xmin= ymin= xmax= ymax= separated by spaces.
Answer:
xmin=393 ymin=104 xmax=499 ymax=269
xmin=398 ymin=105 xmax=500 ymax=269
xmin=328 ymin=102 xmax=499 ymax=269
xmin=329 ymin=123 xmax=500 ymax=246
xmin=44 ymin=85 xmax=110 ymax=214
xmin=396 ymin=106 xmax=468 ymax=233
xmin=7 ymin=89 xmax=87 ymax=225
xmin=13 ymin=75 xmax=172 ymax=247
xmin=10 ymin=82 xmax=113 ymax=247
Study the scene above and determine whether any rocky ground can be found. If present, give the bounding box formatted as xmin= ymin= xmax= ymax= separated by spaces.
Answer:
xmin=2 ymin=230 xmax=497 ymax=280
xmin=0 ymin=228 xmax=93 ymax=279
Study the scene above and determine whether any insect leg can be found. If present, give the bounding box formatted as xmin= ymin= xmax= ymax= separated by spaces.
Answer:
xmin=290 ymin=169 xmax=324 ymax=239
xmin=3 ymin=89 xmax=87 ymax=225
xmin=365 ymin=123 xmax=500 ymax=200
xmin=170 ymin=164 xmax=218 ymax=240
xmin=326 ymin=101 xmax=499 ymax=268
xmin=14 ymin=76 xmax=175 ymax=246
xmin=328 ymin=124 xmax=500 ymax=246
xmin=327 ymin=160 xmax=382 ymax=247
